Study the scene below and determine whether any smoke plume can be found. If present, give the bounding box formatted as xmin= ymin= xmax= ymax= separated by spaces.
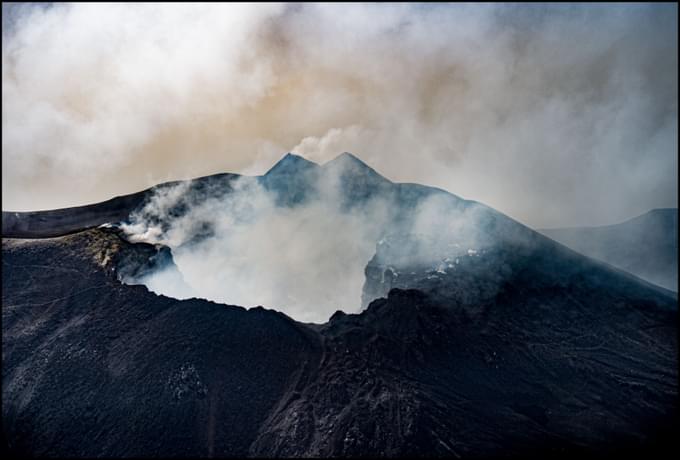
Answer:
xmin=119 ymin=154 xmax=507 ymax=322
xmin=2 ymin=3 xmax=677 ymax=228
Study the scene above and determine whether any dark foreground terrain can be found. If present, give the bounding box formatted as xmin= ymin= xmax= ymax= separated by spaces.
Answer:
xmin=2 ymin=153 xmax=678 ymax=457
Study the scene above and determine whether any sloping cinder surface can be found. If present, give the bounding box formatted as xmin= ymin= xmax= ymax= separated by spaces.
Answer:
xmin=2 ymin=154 xmax=678 ymax=457
xmin=1 ymin=191 xmax=149 ymax=239
xmin=540 ymin=209 xmax=678 ymax=291
xmin=2 ymin=227 xmax=677 ymax=457
xmin=2 ymin=230 xmax=321 ymax=457
xmin=1 ymin=172 xmax=240 ymax=239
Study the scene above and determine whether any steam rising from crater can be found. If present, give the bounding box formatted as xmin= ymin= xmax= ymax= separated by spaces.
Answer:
xmin=2 ymin=3 xmax=677 ymax=228
xmin=120 ymin=154 xmax=500 ymax=323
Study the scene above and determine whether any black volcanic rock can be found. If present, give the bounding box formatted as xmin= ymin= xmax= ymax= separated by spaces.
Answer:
xmin=3 ymin=229 xmax=678 ymax=457
xmin=540 ymin=208 xmax=678 ymax=291
xmin=2 ymin=230 xmax=321 ymax=457
xmin=2 ymin=153 xmax=679 ymax=457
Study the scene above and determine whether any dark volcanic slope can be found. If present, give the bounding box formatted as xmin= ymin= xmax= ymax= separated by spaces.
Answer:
xmin=1 ymin=172 xmax=240 ymax=239
xmin=2 ymin=153 xmax=679 ymax=457
xmin=540 ymin=209 xmax=678 ymax=291
xmin=2 ymin=228 xmax=677 ymax=457
xmin=2 ymin=230 xmax=321 ymax=457
xmin=1 ymin=191 xmax=148 ymax=239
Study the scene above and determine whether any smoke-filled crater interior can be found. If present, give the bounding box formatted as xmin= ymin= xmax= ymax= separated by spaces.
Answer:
xmin=113 ymin=153 xmax=498 ymax=323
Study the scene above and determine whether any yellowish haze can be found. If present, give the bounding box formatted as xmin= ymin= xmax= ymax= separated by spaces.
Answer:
xmin=2 ymin=3 xmax=677 ymax=227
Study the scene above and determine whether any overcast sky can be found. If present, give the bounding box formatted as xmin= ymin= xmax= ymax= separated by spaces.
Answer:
xmin=2 ymin=3 xmax=677 ymax=228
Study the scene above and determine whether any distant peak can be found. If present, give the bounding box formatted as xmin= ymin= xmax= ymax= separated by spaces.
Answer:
xmin=328 ymin=151 xmax=365 ymax=165
xmin=338 ymin=151 xmax=360 ymax=161
xmin=265 ymin=153 xmax=318 ymax=176
xmin=323 ymin=152 xmax=375 ymax=171
xmin=320 ymin=152 xmax=391 ymax=185
xmin=279 ymin=152 xmax=310 ymax=164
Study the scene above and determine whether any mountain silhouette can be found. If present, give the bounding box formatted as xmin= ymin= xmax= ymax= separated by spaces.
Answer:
xmin=2 ymin=153 xmax=677 ymax=457
xmin=541 ymin=209 xmax=678 ymax=291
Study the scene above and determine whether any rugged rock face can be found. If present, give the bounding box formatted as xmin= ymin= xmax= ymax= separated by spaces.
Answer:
xmin=2 ymin=153 xmax=678 ymax=457
xmin=540 ymin=208 xmax=678 ymax=291
xmin=255 ymin=286 xmax=677 ymax=458
xmin=302 ymin=233 xmax=679 ymax=457
xmin=2 ymin=230 xmax=320 ymax=457
xmin=3 ymin=227 xmax=678 ymax=457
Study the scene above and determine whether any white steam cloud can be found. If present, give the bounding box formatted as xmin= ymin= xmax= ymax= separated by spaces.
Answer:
xmin=119 ymin=155 xmax=501 ymax=323
xmin=2 ymin=3 xmax=677 ymax=228
xmin=121 ymin=164 xmax=391 ymax=323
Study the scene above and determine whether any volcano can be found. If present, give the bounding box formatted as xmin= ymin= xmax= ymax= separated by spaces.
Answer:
xmin=2 ymin=153 xmax=677 ymax=457
xmin=540 ymin=209 xmax=678 ymax=292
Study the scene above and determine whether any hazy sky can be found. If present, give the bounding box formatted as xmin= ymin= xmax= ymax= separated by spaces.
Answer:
xmin=2 ymin=3 xmax=677 ymax=228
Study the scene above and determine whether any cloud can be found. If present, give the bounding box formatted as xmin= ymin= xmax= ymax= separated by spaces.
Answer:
xmin=2 ymin=3 xmax=677 ymax=228
xmin=119 ymin=153 xmax=520 ymax=322
xmin=292 ymin=126 xmax=364 ymax=164
xmin=120 ymin=163 xmax=396 ymax=322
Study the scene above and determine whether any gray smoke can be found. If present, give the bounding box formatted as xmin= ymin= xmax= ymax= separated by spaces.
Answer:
xmin=2 ymin=3 xmax=677 ymax=228
xmin=119 ymin=156 xmax=499 ymax=323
